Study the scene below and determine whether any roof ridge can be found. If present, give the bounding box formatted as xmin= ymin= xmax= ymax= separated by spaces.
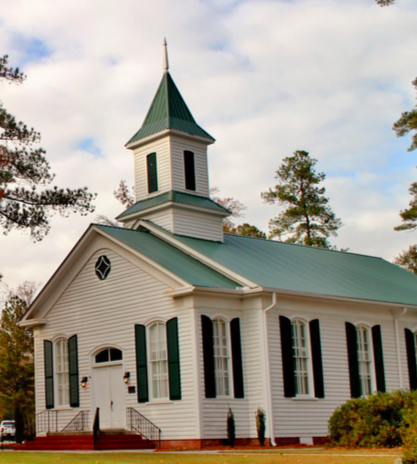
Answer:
xmin=224 ymin=233 xmax=384 ymax=260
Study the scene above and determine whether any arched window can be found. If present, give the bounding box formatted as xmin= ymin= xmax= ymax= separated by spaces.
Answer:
xmin=213 ymin=318 xmax=230 ymax=397
xmin=55 ymin=338 xmax=69 ymax=406
xmin=149 ymin=323 xmax=169 ymax=399
xmin=356 ymin=325 xmax=372 ymax=396
xmin=291 ymin=319 xmax=310 ymax=395
xmin=95 ymin=348 xmax=123 ymax=364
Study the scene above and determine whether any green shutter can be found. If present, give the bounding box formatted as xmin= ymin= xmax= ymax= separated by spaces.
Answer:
xmin=345 ymin=322 xmax=361 ymax=398
xmin=201 ymin=315 xmax=216 ymax=398
xmin=405 ymin=329 xmax=417 ymax=390
xmin=135 ymin=325 xmax=149 ymax=403
xmin=44 ymin=340 xmax=54 ymax=409
xmin=372 ymin=325 xmax=386 ymax=393
xmin=230 ymin=318 xmax=244 ymax=398
xmin=279 ymin=316 xmax=295 ymax=398
xmin=68 ymin=335 xmax=80 ymax=408
xmin=147 ymin=153 xmax=158 ymax=193
xmin=167 ymin=318 xmax=181 ymax=400
xmin=309 ymin=319 xmax=325 ymax=398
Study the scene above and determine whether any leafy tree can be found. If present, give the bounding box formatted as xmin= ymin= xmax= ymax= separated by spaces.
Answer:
xmin=0 ymin=282 xmax=37 ymax=442
xmin=210 ymin=187 xmax=247 ymax=233
xmin=114 ymin=180 xmax=134 ymax=208
xmin=261 ymin=150 xmax=342 ymax=248
xmin=0 ymin=55 xmax=95 ymax=242
xmin=376 ymin=0 xmax=395 ymax=5
xmin=229 ymin=223 xmax=266 ymax=239
xmin=393 ymin=245 xmax=417 ymax=274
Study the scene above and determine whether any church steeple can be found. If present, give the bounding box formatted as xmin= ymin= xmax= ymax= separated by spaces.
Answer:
xmin=126 ymin=40 xmax=214 ymax=148
xmin=119 ymin=42 xmax=229 ymax=242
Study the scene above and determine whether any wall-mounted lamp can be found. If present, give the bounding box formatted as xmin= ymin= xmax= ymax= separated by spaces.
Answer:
xmin=123 ymin=372 xmax=130 ymax=384
xmin=81 ymin=376 xmax=88 ymax=388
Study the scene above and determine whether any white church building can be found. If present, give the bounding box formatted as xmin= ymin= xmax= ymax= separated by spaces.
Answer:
xmin=21 ymin=44 xmax=417 ymax=449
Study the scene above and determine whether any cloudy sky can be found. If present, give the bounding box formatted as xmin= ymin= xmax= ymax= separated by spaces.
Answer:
xmin=1 ymin=0 xmax=417 ymax=299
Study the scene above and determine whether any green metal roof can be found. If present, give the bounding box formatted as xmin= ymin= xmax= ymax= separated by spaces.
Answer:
xmin=127 ymin=72 xmax=214 ymax=145
xmin=170 ymin=233 xmax=417 ymax=306
xmin=96 ymin=224 xmax=240 ymax=289
xmin=117 ymin=190 xmax=229 ymax=220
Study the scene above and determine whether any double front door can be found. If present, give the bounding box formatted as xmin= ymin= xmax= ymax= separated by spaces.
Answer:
xmin=93 ymin=364 xmax=126 ymax=429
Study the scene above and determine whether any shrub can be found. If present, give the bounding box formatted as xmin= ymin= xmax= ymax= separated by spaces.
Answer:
xmin=227 ymin=408 xmax=235 ymax=447
xmin=328 ymin=390 xmax=417 ymax=448
xmin=256 ymin=408 xmax=266 ymax=446
xmin=402 ymin=408 xmax=417 ymax=464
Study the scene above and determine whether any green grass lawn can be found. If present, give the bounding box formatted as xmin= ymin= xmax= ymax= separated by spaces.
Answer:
xmin=0 ymin=449 xmax=402 ymax=464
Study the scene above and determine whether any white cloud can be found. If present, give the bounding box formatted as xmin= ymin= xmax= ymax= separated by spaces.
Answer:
xmin=1 ymin=0 xmax=417 ymax=296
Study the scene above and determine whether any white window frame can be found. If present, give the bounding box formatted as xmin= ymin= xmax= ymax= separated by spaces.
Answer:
xmin=55 ymin=338 xmax=69 ymax=407
xmin=212 ymin=317 xmax=231 ymax=397
xmin=356 ymin=325 xmax=375 ymax=397
xmin=148 ymin=322 xmax=169 ymax=400
xmin=291 ymin=319 xmax=314 ymax=398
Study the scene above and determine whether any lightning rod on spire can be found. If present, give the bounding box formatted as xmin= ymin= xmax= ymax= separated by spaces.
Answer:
xmin=163 ymin=38 xmax=169 ymax=72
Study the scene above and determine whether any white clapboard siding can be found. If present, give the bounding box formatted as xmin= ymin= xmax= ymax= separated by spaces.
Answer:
xmin=170 ymin=136 xmax=209 ymax=196
xmin=241 ymin=303 xmax=267 ymax=439
xmin=133 ymin=138 xmax=171 ymax=201
xmin=172 ymin=209 xmax=223 ymax=242
xmin=141 ymin=210 xmax=174 ymax=231
xmin=269 ymin=297 xmax=402 ymax=438
xmin=35 ymin=245 xmax=198 ymax=440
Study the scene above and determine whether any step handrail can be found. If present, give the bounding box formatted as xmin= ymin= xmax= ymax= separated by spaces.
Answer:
xmin=61 ymin=410 xmax=90 ymax=432
xmin=36 ymin=410 xmax=59 ymax=434
xmin=127 ymin=407 xmax=161 ymax=447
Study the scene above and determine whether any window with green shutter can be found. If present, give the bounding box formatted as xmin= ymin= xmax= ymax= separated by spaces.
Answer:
xmin=44 ymin=340 xmax=54 ymax=409
xmin=135 ymin=325 xmax=149 ymax=403
xmin=405 ymin=328 xmax=417 ymax=390
xmin=184 ymin=151 xmax=196 ymax=191
xmin=68 ymin=335 xmax=80 ymax=408
xmin=166 ymin=317 xmax=181 ymax=400
xmin=147 ymin=153 xmax=158 ymax=193
xmin=230 ymin=318 xmax=244 ymax=399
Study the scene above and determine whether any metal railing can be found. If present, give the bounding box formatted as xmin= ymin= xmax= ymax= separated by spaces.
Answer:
xmin=127 ymin=407 xmax=161 ymax=448
xmin=93 ymin=407 xmax=100 ymax=447
xmin=36 ymin=410 xmax=59 ymax=434
xmin=61 ymin=411 xmax=90 ymax=433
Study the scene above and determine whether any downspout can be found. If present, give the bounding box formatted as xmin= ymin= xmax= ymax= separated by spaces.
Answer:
xmin=261 ymin=292 xmax=277 ymax=446
xmin=393 ymin=307 xmax=408 ymax=389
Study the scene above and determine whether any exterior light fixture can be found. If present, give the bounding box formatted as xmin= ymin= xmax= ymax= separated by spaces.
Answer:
xmin=123 ymin=372 xmax=130 ymax=384
xmin=81 ymin=376 xmax=88 ymax=388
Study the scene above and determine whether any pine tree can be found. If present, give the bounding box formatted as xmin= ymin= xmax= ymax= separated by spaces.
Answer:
xmin=394 ymin=245 xmax=417 ymax=275
xmin=393 ymin=78 xmax=417 ymax=153
xmin=261 ymin=150 xmax=342 ymax=248
xmin=0 ymin=55 xmax=95 ymax=242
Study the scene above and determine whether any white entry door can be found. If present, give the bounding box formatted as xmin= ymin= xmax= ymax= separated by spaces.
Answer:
xmin=94 ymin=364 xmax=126 ymax=429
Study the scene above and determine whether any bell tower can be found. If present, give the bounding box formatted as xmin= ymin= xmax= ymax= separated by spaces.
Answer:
xmin=117 ymin=40 xmax=230 ymax=242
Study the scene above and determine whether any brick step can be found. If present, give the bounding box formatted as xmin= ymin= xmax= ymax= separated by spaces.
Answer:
xmin=16 ymin=433 xmax=156 ymax=451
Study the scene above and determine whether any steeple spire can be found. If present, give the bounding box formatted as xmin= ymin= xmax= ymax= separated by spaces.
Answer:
xmin=163 ymin=38 xmax=169 ymax=73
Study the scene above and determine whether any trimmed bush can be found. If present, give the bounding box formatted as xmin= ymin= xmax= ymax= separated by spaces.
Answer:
xmin=227 ymin=408 xmax=235 ymax=447
xmin=256 ymin=408 xmax=266 ymax=446
xmin=328 ymin=390 xmax=417 ymax=448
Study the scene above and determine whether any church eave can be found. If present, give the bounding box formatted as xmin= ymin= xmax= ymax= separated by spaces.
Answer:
xmin=118 ymin=200 xmax=230 ymax=224
xmin=125 ymin=126 xmax=215 ymax=150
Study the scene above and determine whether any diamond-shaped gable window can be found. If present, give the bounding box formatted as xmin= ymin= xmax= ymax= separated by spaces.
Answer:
xmin=95 ymin=255 xmax=111 ymax=280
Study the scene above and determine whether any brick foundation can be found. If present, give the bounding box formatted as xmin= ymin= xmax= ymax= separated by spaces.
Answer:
xmin=158 ymin=436 xmax=328 ymax=450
